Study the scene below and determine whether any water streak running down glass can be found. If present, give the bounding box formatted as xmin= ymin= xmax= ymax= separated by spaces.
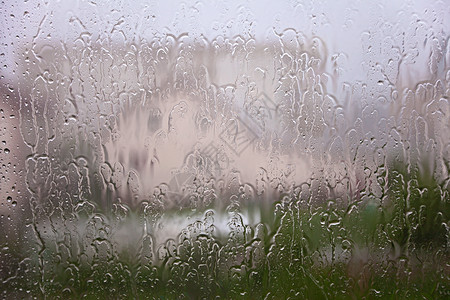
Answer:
xmin=0 ymin=0 xmax=449 ymax=298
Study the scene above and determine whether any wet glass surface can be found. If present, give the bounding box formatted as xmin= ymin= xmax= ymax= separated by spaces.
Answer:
xmin=1 ymin=0 xmax=449 ymax=298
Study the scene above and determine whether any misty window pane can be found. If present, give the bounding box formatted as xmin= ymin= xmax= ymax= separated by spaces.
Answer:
xmin=1 ymin=0 xmax=449 ymax=298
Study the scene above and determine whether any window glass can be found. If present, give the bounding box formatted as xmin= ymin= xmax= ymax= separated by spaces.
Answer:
xmin=1 ymin=0 xmax=449 ymax=298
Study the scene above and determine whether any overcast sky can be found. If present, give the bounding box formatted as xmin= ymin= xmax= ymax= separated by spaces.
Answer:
xmin=2 ymin=0 xmax=448 ymax=83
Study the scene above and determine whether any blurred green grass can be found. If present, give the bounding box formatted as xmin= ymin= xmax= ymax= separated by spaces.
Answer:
xmin=1 ymin=158 xmax=449 ymax=299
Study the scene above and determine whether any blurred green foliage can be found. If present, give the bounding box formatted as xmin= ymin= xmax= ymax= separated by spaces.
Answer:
xmin=1 ymin=158 xmax=449 ymax=299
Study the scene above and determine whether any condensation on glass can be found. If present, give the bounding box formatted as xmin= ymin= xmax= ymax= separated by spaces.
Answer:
xmin=0 ymin=0 xmax=449 ymax=298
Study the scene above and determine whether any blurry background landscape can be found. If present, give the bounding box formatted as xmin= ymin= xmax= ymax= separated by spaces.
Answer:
xmin=0 ymin=0 xmax=449 ymax=298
